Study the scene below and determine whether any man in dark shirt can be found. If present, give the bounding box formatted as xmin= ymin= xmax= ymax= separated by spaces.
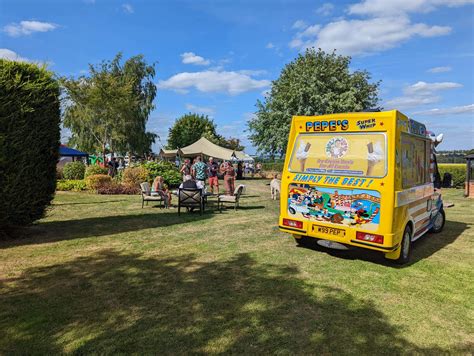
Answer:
xmin=207 ymin=157 xmax=219 ymax=194
xmin=107 ymin=157 xmax=119 ymax=178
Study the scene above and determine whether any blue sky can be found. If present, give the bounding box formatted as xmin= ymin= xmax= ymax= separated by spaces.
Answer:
xmin=1 ymin=0 xmax=473 ymax=153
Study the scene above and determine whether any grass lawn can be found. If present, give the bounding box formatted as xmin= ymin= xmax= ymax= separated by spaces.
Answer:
xmin=1 ymin=180 xmax=473 ymax=354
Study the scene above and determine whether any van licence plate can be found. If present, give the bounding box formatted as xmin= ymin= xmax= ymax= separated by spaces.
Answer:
xmin=313 ymin=225 xmax=346 ymax=237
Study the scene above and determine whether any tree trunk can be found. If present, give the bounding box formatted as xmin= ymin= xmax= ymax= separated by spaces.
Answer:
xmin=102 ymin=143 xmax=107 ymax=167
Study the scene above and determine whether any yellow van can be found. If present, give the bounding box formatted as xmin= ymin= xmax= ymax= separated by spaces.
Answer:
xmin=279 ymin=110 xmax=445 ymax=264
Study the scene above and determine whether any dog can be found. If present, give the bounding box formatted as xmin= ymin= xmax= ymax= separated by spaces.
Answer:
xmin=270 ymin=174 xmax=281 ymax=200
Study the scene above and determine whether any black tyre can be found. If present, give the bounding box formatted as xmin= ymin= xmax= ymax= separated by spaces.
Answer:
xmin=394 ymin=225 xmax=412 ymax=265
xmin=294 ymin=235 xmax=310 ymax=247
xmin=289 ymin=207 xmax=296 ymax=215
xmin=429 ymin=208 xmax=445 ymax=233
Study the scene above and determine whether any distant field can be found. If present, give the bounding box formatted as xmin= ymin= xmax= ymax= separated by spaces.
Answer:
xmin=438 ymin=163 xmax=466 ymax=168
xmin=1 ymin=181 xmax=472 ymax=354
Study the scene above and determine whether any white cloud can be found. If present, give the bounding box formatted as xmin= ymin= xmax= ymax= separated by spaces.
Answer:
xmin=4 ymin=20 xmax=58 ymax=37
xmin=290 ymin=16 xmax=450 ymax=55
xmin=289 ymin=24 xmax=321 ymax=48
xmin=427 ymin=66 xmax=452 ymax=73
xmin=185 ymin=103 xmax=215 ymax=115
xmin=292 ymin=20 xmax=308 ymax=30
xmin=180 ymin=52 xmax=210 ymax=66
xmin=414 ymin=104 xmax=474 ymax=116
xmin=349 ymin=0 xmax=474 ymax=16
xmin=386 ymin=81 xmax=462 ymax=108
xmin=122 ymin=3 xmax=134 ymax=14
xmin=265 ymin=42 xmax=283 ymax=56
xmin=0 ymin=48 xmax=30 ymax=62
xmin=404 ymin=81 xmax=462 ymax=95
xmin=288 ymin=0 xmax=474 ymax=56
xmin=157 ymin=70 xmax=270 ymax=95
xmin=316 ymin=3 xmax=334 ymax=16
xmin=385 ymin=96 xmax=440 ymax=108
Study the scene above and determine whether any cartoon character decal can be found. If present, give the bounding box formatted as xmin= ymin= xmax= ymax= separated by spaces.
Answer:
xmin=325 ymin=137 xmax=349 ymax=159
xmin=288 ymin=184 xmax=381 ymax=230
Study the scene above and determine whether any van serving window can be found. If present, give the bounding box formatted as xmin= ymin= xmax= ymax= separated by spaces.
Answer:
xmin=401 ymin=133 xmax=430 ymax=188
xmin=288 ymin=132 xmax=387 ymax=178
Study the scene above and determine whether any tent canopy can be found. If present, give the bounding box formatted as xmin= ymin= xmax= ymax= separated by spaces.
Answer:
xmin=159 ymin=148 xmax=183 ymax=158
xmin=179 ymin=137 xmax=248 ymax=161
xmin=59 ymin=145 xmax=88 ymax=157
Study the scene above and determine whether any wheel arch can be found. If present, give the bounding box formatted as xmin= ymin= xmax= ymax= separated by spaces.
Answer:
xmin=405 ymin=219 xmax=415 ymax=239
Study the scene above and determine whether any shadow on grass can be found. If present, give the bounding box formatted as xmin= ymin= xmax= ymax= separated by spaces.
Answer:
xmin=233 ymin=205 xmax=266 ymax=210
xmin=295 ymin=220 xmax=469 ymax=267
xmin=0 ymin=210 xmax=215 ymax=249
xmin=53 ymin=200 xmax=129 ymax=206
xmin=1 ymin=251 xmax=469 ymax=354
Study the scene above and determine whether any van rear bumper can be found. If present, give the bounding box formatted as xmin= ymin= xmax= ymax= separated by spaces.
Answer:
xmin=279 ymin=225 xmax=399 ymax=253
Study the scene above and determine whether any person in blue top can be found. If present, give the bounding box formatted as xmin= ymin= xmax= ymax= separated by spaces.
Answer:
xmin=192 ymin=156 xmax=207 ymax=188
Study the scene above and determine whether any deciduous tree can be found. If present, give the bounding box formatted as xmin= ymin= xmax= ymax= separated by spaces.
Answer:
xmin=248 ymin=48 xmax=380 ymax=156
xmin=166 ymin=113 xmax=218 ymax=149
xmin=62 ymin=53 xmax=157 ymax=161
xmin=167 ymin=113 xmax=245 ymax=151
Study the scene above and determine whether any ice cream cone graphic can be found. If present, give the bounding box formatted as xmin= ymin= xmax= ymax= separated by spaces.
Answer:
xmin=367 ymin=141 xmax=383 ymax=176
xmin=296 ymin=141 xmax=311 ymax=172
xmin=299 ymin=158 xmax=307 ymax=171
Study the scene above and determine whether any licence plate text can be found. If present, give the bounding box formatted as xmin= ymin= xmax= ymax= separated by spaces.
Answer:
xmin=313 ymin=225 xmax=346 ymax=237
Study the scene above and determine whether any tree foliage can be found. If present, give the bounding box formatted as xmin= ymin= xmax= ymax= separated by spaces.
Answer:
xmin=62 ymin=53 xmax=157 ymax=159
xmin=167 ymin=113 xmax=245 ymax=151
xmin=0 ymin=60 xmax=60 ymax=228
xmin=167 ymin=113 xmax=218 ymax=149
xmin=218 ymin=137 xmax=245 ymax=151
xmin=248 ymin=48 xmax=380 ymax=156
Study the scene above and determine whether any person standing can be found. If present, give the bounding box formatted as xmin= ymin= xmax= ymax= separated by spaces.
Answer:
xmin=220 ymin=160 xmax=235 ymax=195
xmin=236 ymin=161 xmax=243 ymax=180
xmin=107 ymin=157 xmax=119 ymax=178
xmin=207 ymin=157 xmax=219 ymax=194
xmin=192 ymin=156 xmax=207 ymax=188
xmin=180 ymin=158 xmax=192 ymax=179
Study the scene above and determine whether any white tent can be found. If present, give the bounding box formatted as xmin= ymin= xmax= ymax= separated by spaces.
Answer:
xmin=179 ymin=137 xmax=251 ymax=161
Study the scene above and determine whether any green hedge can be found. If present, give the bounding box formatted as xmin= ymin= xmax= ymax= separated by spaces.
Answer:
xmin=438 ymin=163 xmax=466 ymax=188
xmin=262 ymin=162 xmax=284 ymax=172
xmin=0 ymin=60 xmax=60 ymax=228
xmin=85 ymin=164 xmax=108 ymax=177
xmin=56 ymin=180 xmax=87 ymax=191
xmin=142 ymin=161 xmax=182 ymax=187
xmin=63 ymin=161 xmax=86 ymax=180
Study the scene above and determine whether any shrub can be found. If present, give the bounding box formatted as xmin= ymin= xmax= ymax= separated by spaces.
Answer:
xmin=122 ymin=166 xmax=148 ymax=187
xmin=63 ymin=161 xmax=86 ymax=180
xmin=96 ymin=183 xmax=140 ymax=195
xmin=262 ymin=162 xmax=284 ymax=172
xmin=85 ymin=164 xmax=107 ymax=178
xmin=56 ymin=167 xmax=64 ymax=180
xmin=56 ymin=180 xmax=87 ymax=191
xmin=143 ymin=161 xmax=182 ymax=187
xmin=0 ymin=60 xmax=60 ymax=228
xmin=438 ymin=163 xmax=466 ymax=188
xmin=85 ymin=174 xmax=112 ymax=191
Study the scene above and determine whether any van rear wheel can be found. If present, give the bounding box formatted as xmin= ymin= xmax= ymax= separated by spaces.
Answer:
xmin=394 ymin=225 xmax=412 ymax=265
xmin=294 ymin=235 xmax=310 ymax=247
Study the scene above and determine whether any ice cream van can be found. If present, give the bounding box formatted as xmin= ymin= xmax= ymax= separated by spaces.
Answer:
xmin=279 ymin=110 xmax=445 ymax=264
